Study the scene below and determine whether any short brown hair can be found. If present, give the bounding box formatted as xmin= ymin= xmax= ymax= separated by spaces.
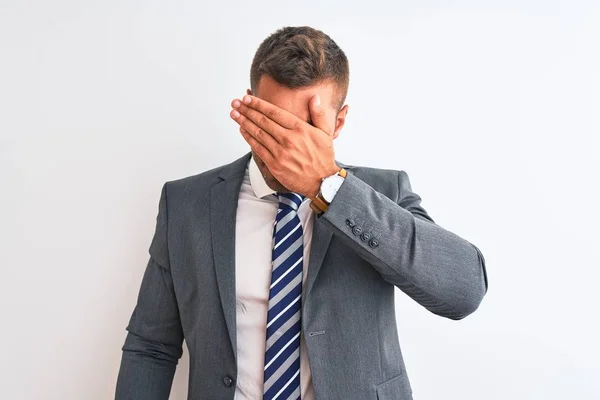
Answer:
xmin=250 ymin=26 xmax=349 ymax=110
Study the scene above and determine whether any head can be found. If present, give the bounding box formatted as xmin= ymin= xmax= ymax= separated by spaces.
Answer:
xmin=247 ymin=26 xmax=350 ymax=192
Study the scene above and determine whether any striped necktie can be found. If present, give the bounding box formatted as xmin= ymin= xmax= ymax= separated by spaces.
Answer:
xmin=263 ymin=191 xmax=305 ymax=400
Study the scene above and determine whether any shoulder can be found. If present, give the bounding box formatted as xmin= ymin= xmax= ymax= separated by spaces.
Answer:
xmin=160 ymin=159 xmax=236 ymax=210
xmin=167 ymin=164 xmax=225 ymax=192
xmin=339 ymin=161 xmax=409 ymax=202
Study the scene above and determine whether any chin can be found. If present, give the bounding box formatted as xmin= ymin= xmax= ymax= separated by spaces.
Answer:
xmin=253 ymin=154 xmax=280 ymax=187
xmin=264 ymin=173 xmax=283 ymax=190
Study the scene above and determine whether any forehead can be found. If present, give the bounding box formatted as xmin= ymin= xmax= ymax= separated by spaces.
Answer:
xmin=255 ymin=75 xmax=337 ymax=118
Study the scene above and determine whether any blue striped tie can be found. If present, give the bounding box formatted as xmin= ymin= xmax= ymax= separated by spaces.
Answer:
xmin=263 ymin=191 xmax=305 ymax=400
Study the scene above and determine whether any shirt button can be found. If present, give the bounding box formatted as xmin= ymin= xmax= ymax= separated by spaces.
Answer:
xmin=223 ymin=375 xmax=234 ymax=387
xmin=360 ymin=232 xmax=371 ymax=242
xmin=352 ymin=225 xmax=363 ymax=235
xmin=369 ymin=238 xmax=379 ymax=248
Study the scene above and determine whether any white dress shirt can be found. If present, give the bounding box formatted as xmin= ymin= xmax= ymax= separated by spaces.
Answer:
xmin=233 ymin=155 xmax=316 ymax=400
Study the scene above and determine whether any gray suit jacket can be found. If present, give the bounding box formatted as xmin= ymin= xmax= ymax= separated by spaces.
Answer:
xmin=115 ymin=151 xmax=488 ymax=400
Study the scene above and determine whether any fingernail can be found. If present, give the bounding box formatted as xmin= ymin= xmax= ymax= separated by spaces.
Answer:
xmin=232 ymin=100 xmax=241 ymax=108
xmin=231 ymin=110 xmax=240 ymax=119
xmin=243 ymin=95 xmax=251 ymax=104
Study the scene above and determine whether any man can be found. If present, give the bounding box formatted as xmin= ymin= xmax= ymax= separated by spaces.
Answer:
xmin=115 ymin=26 xmax=488 ymax=400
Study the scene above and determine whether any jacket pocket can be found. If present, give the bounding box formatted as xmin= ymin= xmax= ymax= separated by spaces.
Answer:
xmin=375 ymin=372 xmax=413 ymax=400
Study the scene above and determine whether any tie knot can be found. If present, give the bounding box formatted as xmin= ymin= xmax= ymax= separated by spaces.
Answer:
xmin=276 ymin=192 xmax=305 ymax=211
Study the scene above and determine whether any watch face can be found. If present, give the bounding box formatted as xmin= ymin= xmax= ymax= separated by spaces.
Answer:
xmin=322 ymin=175 xmax=345 ymax=202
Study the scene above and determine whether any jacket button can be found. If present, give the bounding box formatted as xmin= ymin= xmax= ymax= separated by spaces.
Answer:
xmin=369 ymin=238 xmax=379 ymax=248
xmin=360 ymin=232 xmax=371 ymax=242
xmin=352 ymin=225 xmax=363 ymax=235
xmin=346 ymin=218 xmax=355 ymax=228
xmin=223 ymin=376 xmax=234 ymax=387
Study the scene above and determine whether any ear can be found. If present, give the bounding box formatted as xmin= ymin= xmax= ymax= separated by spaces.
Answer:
xmin=332 ymin=104 xmax=349 ymax=139
xmin=246 ymin=88 xmax=252 ymax=95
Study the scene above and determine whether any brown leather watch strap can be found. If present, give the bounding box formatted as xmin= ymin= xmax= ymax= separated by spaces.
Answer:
xmin=309 ymin=200 xmax=324 ymax=215
xmin=311 ymin=194 xmax=330 ymax=213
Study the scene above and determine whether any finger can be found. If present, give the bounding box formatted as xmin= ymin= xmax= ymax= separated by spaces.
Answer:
xmin=241 ymin=95 xmax=298 ymax=129
xmin=231 ymin=99 xmax=286 ymax=144
xmin=309 ymin=94 xmax=330 ymax=134
xmin=231 ymin=108 xmax=280 ymax=154
xmin=239 ymin=126 xmax=275 ymax=166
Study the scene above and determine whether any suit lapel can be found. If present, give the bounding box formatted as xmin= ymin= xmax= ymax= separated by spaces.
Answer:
xmin=210 ymin=152 xmax=251 ymax=366
xmin=209 ymin=151 xmax=350 ymax=366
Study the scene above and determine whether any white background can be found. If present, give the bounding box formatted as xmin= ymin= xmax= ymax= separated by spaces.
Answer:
xmin=1 ymin=1 xmax=598 ymax=399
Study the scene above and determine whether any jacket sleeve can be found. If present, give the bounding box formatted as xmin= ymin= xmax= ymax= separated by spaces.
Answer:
xmin=115 ymin=182 xmax=184 ymax=399
xmin=318 ymin=169 xmax=488 ymax=320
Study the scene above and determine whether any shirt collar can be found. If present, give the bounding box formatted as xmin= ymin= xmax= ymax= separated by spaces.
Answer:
xmin=248 ymin=155 xmax=277 ymax=199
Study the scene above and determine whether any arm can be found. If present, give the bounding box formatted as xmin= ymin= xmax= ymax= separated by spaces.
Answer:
xmin=115 ymin=183 xmax=184 ymax=399
xmin=319 ymin=170 xmax=488 ymax=320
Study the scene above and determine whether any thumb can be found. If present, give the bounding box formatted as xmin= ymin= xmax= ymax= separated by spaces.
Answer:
xmin=309 ymin=94 xmax=329 ymax=134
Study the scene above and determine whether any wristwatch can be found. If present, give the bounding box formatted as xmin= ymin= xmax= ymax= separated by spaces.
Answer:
xmin=309 ymin=168 xmax=347 ymax=215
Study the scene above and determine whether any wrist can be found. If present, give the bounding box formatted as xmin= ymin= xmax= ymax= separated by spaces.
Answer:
xmin=308 ymin=166 xmax=341 ymax=200
xmin=310 ymin=167 xmax=347 ymax=215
